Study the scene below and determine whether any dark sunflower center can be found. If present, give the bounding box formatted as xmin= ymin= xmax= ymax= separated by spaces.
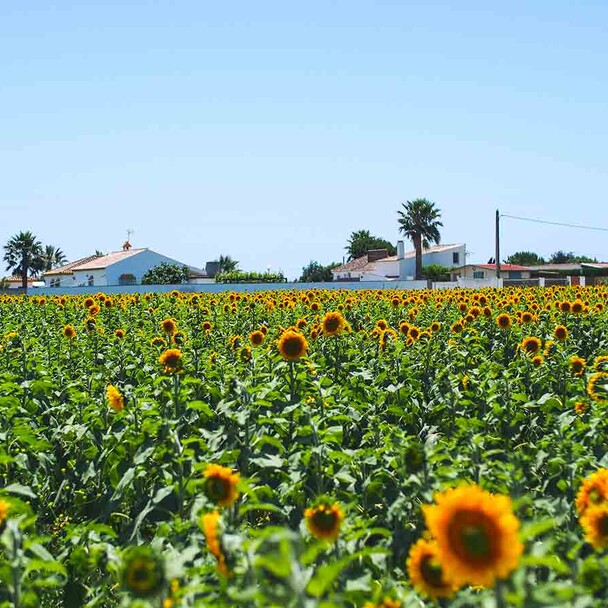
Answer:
xmin=206 ymin=477 xmax=230 ymax=501
xmin=599 ymin=515 xmax=608 ymax=536
xmin=460 ymin=524 xmax=491 ymax=559
xmin=283 ymin=337 xmax=303 ymax=357
xmin=420 ymin=555 xmax=446 ymax=588
xmin=313 ymin=510 xmax=337 ymax=531
xmin=325 ymin=318 xmax=340 ymax=332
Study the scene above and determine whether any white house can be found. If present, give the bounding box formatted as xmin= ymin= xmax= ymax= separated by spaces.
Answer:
xmin=331 ymin=242 xmax=466 ymax=282
xmin=451 ymin=263 xmax=531 ymax=280
xmin=43 ymin=247 xmax=208 ymax=287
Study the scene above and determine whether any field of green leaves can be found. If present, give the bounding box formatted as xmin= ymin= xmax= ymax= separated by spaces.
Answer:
xmin=1 ymin=286 xmax=608 ymax=607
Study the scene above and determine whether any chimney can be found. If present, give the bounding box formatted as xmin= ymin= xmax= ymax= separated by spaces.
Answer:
xmin=397 ymin=240 xmax=404 ymax=260
xmin=367 ymin=248 xmax=389 ymax=263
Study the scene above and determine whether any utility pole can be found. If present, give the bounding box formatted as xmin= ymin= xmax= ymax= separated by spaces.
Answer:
xmin=495 ymin=210 xmax=501 ymax=279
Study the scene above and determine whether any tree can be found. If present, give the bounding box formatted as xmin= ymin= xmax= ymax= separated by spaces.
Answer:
xmin=397 ymin=198 xmax=443 ymax=280
xmin=549 ymin=250 xmax=597 ymax=264
xmin=299 ymin=261 xmax=336 ymax=282
xmin=3 ymin=231 xmax=43 ymax=293
xmin=141 ymin=262 xmax=190 ymax=285
xmin=421 ymin=264 xmax=451 ymax=281
xmin=505 ymin=251 xmax=545 ymax=266
xmin=345 ymin=230 xmax=397 ymax=261
xmin=217 ymin=255 xmax=239 ymax=273
xmin=39 ymin=245 xmax=67 ymax=272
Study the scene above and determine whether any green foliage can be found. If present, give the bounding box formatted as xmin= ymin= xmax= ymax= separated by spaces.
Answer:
xmin=345 ymin=230 xmax=396 ymax=261
xmin=0 ymin=285 xmax=608 ymax=605
xmin=549 ymin=250 xmax=598 ymax=264
xmin=299 ymin=261 xmax=336 ymax=283
xmin=420 ymin=264 xmax=451 ymax=280
xmin=141 ymin=263 xmax=190 ymax=285
xmin=215 ymin=270 xmax=286 ymax=283
xmin=506 ymin=251 xmax=546 ymax=266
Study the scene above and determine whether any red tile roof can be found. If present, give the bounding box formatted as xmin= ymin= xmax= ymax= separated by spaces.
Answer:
xmin=76 ymin=248 xmax=146 ymax=270
xmin=43 ymin=254 xmax=103 ymax=276
xmin=474 ymin=264 xmax=530 ymax=271
xmin=332 ymin=255 xmax=371 ymax=274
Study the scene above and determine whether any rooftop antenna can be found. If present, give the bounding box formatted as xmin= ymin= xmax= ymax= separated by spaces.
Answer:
xmin=123 ymin=229 xmax=134 ymax=251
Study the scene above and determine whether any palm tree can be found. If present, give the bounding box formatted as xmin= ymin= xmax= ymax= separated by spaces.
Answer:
xmin=3 ymin=231 xmax=43 ymax=293
xmin=345 ymin=230 xmax=373 ymax=261
xmin=218 ymin=255 xmax=239 ymax=273
xmin=397 ymin=199 xmax=443 ymax=280
xmin=40 ymin=245 xmax=67 ymax=272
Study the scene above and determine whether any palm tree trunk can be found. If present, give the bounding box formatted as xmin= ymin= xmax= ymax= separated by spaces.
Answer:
xmin=414 ymin=235 xmax=423 ymax=280
xmin=21 ymin=254 xmax=28 ymax=294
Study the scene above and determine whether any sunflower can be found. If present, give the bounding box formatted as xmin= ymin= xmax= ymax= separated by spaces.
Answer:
xmin=203 ymin=464 xmax=240 ymax=507
xmin=249 ymin=330 xmax=265 ymax=346
xmin=430 ymin=321 xmax=441 ymax=332
xmin=88 ymin=304 xmax=101 ymax=316
xmin=398 ymin=321 xmax=410 ymax=335
xmin=580 ymin=504 xmax=608 ymax=549
xmin=575 ymin=469 xmax=608 ymax=516
xmin=422 ymin=484 xmax=523 ymax=587
xmin=121 ymin=546 xmax=165 ymax=598
xmin=451 ymin=321 xmax=464 ymax=334
xmin=151 ymin=336 xmax=167 ymax=348
xmin=520 ymin=311 xmax=533 ymax=324
xmin=544 ymin=340 xmax=557 ymax=358
xmin=560 ymin=300 xmax=571 ymax=313
xmin=106 ymin=384 xmax=124 ymax=412
xmin=0 ymin=498 xmax=9 ymax=528
xmin=408 ymin=326 xmax=421 ymax=341
xmin=587 ymin=372 xmax=608 ymax=402
xmin=570 ymin=356 xmax=586 ymax=377
xmin=594 ymin=355 xmax=608 ymax=371
xmin=83 ymin=297 xmax=94 ymax=309
xmin=201 ymin=510 xmax=228 ymax=576
xmin=407 ymin=538 xmax=458 ymax=600
xmin=114 ymin=328 xmax=125 ymax=339
xmin=321 ymin=311 xmax=346 ymax=336
xmin=63 ymin=324 xmax=76 ymax=339
xmin=160 ymin=318 xmax=177 ymax=335
xmin=553 ymin=325 xmax=568 ymax=341
xmin=521 ymin=336 xmax=541 ymax=356
xmin=574 ymin=401 xmax=588 ymax=415
xmin=571 ymin=299 xmax=585 ymax=314
xmin=531 ymin=355 xmax=543 ymax=367
xmin=376 ymin=319 xmax=388 ymax=331
xmin=277 ymin=330 xmax=308 ymax=361
xmin=159 ymin=348 xmax=183 ymax=374
xmin=202 ymin=321 xmax=212 ymax=332
xmin=305 ymin=501 xmax=343 ymax=541
xmin=496 ymin=313 xmax=511 ymax=330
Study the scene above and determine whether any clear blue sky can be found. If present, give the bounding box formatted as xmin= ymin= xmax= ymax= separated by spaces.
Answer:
xmin=2 ymin=1 xmax=607 ymax=279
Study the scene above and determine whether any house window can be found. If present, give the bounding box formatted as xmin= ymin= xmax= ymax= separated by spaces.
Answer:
xmin=50 ymin=278 xmax=60 ymax=288
xmin=473 ymin=270 xmax=485 ymax=279
xmin=453 ymin=252 xmax=460 ymax=264
xmin=87 ymin=275 xmax=94 ymax=286
xmin=118 ymin=273 xmax=136 ymax=286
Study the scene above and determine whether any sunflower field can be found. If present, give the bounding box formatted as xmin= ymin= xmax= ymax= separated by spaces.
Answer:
xmin=1 ymin=286 xmax=608 ymax=607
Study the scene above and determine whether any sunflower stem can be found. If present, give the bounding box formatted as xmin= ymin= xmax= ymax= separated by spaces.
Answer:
xmin=494 ymin=579 xmax=507 ymax=608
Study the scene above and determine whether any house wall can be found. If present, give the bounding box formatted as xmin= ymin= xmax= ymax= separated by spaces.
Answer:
xmin=105 ymin=250 xmax=189 ymax=285
xmin=399 ymin=244 xmax=466 ymax=279
xmin=72 ymin=269 xmax=107 ymax=286
xmin=361 ymin=259 xmax=399 ymax=281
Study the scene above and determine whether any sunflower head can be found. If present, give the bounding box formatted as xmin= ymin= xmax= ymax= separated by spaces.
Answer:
xmin=106 ymin=384 xmax=124 ymax=412
xmin=588 ymin=372 xmax=608 ymax=402
xmin=249 ymin=330 xmax=265 ymax=346
xmin=201 ymin=510 xmax=229 ymax=576
xmin=554 ymin=325 xmax=568 ymax=341
xmin=581 ymin=504 xmax=608 ymax=550
xmin=159 ymin=348 xmax=183 ymax=374
xmin=121 ymin=546 xmax=165 ymax=598
xmin=114 ymin=328 xmax=126 ymax=340
xmin=0 ymin=498 xmax=10 ymax=530
xmin=496 ymin=313 xmax=511 ymax=330
xmin=570 ymin=356 xmax=586 ymax=377
xmin=63 ymin=324 xmax=76 ymax=339
xmin=321 ymin=311 xmax=346 ymax=337
xmin=160 ymin=318 xmax=177 ymax=335
xmin=277 ymin=330 xmax=308 ymax=361
xmin=576 ymin=469 xmax=608 ymax=516
xmin=422 ymin=484 xmax=523 ymax=587
xmin=304 ymin=499 xmax=343 ymax=541
xmin=407 ymin=538 xmax=458 ymax=600
xmin=521 ymin=336 xmax=541 ymax=355
xmin=203 ymin=464 xmax=240 ymax=507
xmin=202 ymin=321 xmax=213 ymax=332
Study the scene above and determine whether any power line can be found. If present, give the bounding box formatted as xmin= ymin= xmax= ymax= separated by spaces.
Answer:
xmin=501 ymin=213 xmax=608 ymax=233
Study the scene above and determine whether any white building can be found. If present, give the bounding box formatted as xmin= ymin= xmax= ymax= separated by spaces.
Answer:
xmin=331 ymin=242 xmax=465 ymax=282
xmin=43 ymin=247 xmax=208 ymax=287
